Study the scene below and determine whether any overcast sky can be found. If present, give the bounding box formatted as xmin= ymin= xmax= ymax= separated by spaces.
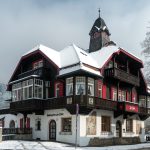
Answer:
xmin=0 ymin=0 xmax=150 ymax=83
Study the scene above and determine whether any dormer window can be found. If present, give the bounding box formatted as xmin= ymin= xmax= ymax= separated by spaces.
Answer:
xmin=32 ymin=60 xmax=43 ymax=70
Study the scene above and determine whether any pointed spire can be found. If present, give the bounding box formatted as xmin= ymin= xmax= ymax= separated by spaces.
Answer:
xmin=98 ymin=8 xmax=100 ymax=18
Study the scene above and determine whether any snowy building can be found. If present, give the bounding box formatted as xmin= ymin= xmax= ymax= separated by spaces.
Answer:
xmin=1 ymin=14 xmax=150 ymax=146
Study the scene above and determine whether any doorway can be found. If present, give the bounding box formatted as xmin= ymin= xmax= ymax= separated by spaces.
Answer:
xmin=49 ymin=120 xmax=56 ymax=140
xmin=116 ymin=121 xmax=122 ymax=137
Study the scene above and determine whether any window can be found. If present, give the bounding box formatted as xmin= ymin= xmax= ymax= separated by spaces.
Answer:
xmin=147 ymin=97 xmax=150 ymax=108
xmin=12 ymin=83 xmax=22 ymax=101
xmin=55 ymin=83 xmax=60 ymax=98
xmin=35 ymin=118 xmax=41 ymax=131
xmin=22 ymin=79 xmax=33 ymax=100
xmin=12 ymin=79 xmax=43 ymax=101
xmin=101 ymin=116 xmax=111 ymax=132
xmin=45 ymin=81 xmax=51 ymax=99
xmin=118 ymin=90 xmax=121 ymax=101
xmin=34 ymin=79 xmax=43 ymax=99
xmin=76 ymin=77 xmax=85 ymax=95
xmin=33 ymin=60 xmax=43 ymax=69
xmin=139 ymin=95 xmax=146 ymax=107
xmin=126 ymin=119 xmax=133 ymax=132
xmin=62 ymin=118 xmax=72 ymax=132
xmin=121 ymin=90 xmax=126 ymax=101
xmin=97 ymin=80 xmax=102 ymax=98
xmin=112 ymin=88 xmax=117 ymax=101
xmin=66 ymin=78 xmax=73 ymax=96
xmin=88 ymin=78 xmax=94 ymax=96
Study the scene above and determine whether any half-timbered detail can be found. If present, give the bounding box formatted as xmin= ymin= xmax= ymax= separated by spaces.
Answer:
xmin=0 ymin=13 xmax=149 ymax=146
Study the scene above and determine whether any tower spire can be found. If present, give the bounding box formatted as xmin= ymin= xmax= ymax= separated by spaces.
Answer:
xmin=98 ymin=8 xmax=100 ymax=18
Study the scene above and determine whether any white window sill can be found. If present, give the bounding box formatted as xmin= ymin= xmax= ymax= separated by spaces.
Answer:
xmin=59 ymin=132 xmax=72 ymax=135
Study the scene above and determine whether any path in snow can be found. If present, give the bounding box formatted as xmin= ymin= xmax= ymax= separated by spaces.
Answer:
xmin=0 ymin=141 xmax=150 ymax=150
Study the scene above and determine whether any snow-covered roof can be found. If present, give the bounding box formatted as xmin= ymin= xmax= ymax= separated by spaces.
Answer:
xmin=60 ymin=44 xmax=99 ymax=68
xmin=21 ymin=44 xmax=142 ymax=77
xmin=23 ymin=44 xmax=61 ymax=67
xmin=89 ymin=45 xmax=142 ymax=69
xmin=89 ymin=45 xmax=119 ymax=68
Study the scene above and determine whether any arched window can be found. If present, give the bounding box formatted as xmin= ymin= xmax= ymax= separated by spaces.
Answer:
xmin=9 ymin=120 xmax=15 ymax=128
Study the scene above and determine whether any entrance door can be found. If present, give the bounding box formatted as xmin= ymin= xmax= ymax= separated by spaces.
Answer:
xmin=116 ymin=121 xmax=122 ymax=137
xmin=49 ymin=120 xmax=56 ymax=140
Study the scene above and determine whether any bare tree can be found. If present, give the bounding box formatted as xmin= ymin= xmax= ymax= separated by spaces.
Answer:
xmin=141 ymin=30 xmax=150 ymax=85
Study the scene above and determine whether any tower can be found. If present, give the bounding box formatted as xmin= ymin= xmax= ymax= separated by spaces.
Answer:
xmin=89 ymin=10 xmax=111 ymax=53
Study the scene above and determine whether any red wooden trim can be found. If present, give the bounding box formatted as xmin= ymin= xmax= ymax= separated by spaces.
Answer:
xmin=26 ymin=118 xmax=30 ymax=128
xmin=102 ymin=84 xmax=106 ymax=99
xmin=20 ymin=118 xmax=23 ymax=128
xmin=8 ymin=50 xmax=59 ymax=90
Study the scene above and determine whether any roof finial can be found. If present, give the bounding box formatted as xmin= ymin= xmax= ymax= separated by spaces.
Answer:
xmin=98 ymin=8 xmax=100 ymax=18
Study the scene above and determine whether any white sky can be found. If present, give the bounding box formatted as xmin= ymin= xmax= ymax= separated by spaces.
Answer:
xmin=0 ymin=0 xmax=150 ymax=83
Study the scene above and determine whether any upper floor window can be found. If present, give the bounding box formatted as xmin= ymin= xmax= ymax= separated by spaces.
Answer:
xmin=66 ymin=78 xmax=73 ymax=96
xmin=96 ymin=80 xmax=102 ymax=98
xmin=33 ymin=60 xmax=43 ymax=70
xmin=139 ymin=95 xmax=146 ymax=107
xmin=88 ymin=78 xmax=94 ymax=96
xmin=76 ymin=77 xmax=85 ymax=95
xmin=55 ymin=83 xmax=60 ymax=98
xmin=12 ymin=82 xmax=22 ymax=101
xmin=148 ymin=96 xmax=150 ymax=108
xmin=34 ymin=79 xmax=43 ymax=99
xmin=45 ymin=81 xmax=51 ymax=99
xmin=112 ymin=88 xmax=117 ymax=101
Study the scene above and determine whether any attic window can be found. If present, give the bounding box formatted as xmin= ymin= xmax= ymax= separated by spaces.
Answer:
xmin=80 ymin=52 xmax=87 ymax=56
xmin=33 ymin=60 xmax=43 ymax=69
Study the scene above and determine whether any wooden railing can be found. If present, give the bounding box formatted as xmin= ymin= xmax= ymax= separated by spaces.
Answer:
xmin=10 ymin=99 xmax=45 ymax=113
xmin=18 ymin=67 xmax=50 ymax=79
xmin=2 ymin=128 xmax=32 ymax=135
xmin=104 ymin=68 xmax=140 ymax=86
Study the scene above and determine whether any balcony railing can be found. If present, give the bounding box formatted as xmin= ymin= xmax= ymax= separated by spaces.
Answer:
xmin=2 ymin=128 xmax=32 ymax=135
xmin=104 ymin=68 xmax=140 ymax=86
xmin=10 ymin=99 xmax=45 ymax=113
xmin=139 ymin=106 xmax=147 ymax=115
xmin=18 ymin=67 xmax=50 ymax=79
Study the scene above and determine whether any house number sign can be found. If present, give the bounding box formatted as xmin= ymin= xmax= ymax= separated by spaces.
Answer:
xmin=47 ymin=113 xmax=64 ymax=117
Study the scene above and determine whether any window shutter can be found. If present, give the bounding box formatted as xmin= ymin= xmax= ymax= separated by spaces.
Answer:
xmin=59 ymin=82 xmax=64 ymax=97
xmin=20 ymin=118 xmax=23 ymax=128
xmin=102 ymin=84 xmax=106 ymax=99
xmin=26 ymin=118 xmax=30 ymax=128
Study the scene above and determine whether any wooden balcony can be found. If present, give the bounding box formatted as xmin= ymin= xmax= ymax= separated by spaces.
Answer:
xmin=10 ymin=99 xmax=45 ymax=113
xmin=104 ymin=68 xmax=140 ymax=86
xmin=117 ymin=101 xmax=139 ymax=113
xmin=18 ymin=67 xmax=50 ymax=79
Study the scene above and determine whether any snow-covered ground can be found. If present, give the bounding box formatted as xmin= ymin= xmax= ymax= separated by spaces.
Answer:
xmin=0 ymin=141 xmax=150 ymax=150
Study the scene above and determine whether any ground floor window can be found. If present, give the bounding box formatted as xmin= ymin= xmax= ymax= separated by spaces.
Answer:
xmin=126 ymin=119 xmax=133 ymax=132
xmin=61 ymin=118 xmax=72 ymax=132
xmin=101 ymin=116 xmax=111 ymax=132
xmin=35 ymin=118 xmax=41 ymax=131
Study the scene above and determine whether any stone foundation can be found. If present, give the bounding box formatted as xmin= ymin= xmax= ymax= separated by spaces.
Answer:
xmin=88 ymin=137 xmax=140 ymax=146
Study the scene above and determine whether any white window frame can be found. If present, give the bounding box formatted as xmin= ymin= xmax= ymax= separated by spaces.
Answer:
xmin=113 ymin=88 xmax=117 ymax=101
xmin=76 ymin=76 xmax=85 ymax=95
xmin=88 ymin=77 xmax=94 ymax=96
xmin=66 ymin=77 xmax=73 ymax=96
xmin=34 ymin=79 xmax=43 ymax=99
